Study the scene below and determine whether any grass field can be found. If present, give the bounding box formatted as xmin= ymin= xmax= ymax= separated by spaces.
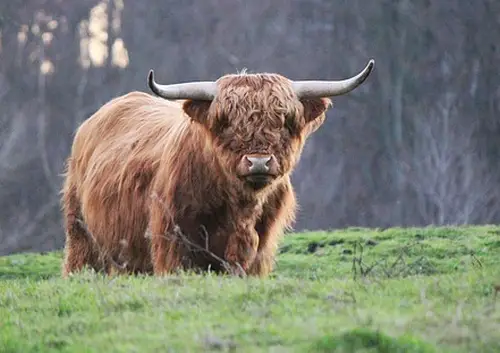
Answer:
xmin=1 ymin=226 xmax=499 ymax=352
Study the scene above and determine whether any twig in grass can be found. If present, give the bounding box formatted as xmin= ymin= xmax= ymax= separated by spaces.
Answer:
xmin=351 ymin=241 xmax=373 ymax=280
xmin=351 ymin=242 xmax=359 ymax=280
xmin=388 ymin=251 xmax=406 ymax=277
xmin=170 ymin=224 xmax=245 ymax=277
xmin=351 ymin=241 xmax=385 ymax=280
xmin=470 ymin=252 xmax=483 ymax=268
xmin=350 ymin=239 xmax=436 ymax=280
xmin=351 ymin=241 xmax=370 ymax=280
xmin=360 ymin=258 xmax=386 ymax=278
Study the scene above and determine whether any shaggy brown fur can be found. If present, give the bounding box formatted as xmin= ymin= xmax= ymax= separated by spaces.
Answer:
xmin=61 ymin=73 xmax=332 ymax=278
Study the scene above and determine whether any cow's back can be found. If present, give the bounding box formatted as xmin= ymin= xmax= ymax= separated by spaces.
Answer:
xmin=70 ymin=92 xmax=185 ymax=179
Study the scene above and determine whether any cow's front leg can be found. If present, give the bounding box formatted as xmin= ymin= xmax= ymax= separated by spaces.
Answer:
xmin=224 ymin=227 xmax=259 ymax=276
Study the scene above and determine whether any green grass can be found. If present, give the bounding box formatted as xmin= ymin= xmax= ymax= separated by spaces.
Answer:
xmin=1 ymin=225 xmax=500 ymax=352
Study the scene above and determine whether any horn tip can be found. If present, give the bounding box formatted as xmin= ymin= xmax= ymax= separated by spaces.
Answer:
xmin=147 ymin=69 xmax=160 ymax=96
xmin=367 ymin=59 xmax=375 ymax=71
xmin=361 ymin=59 xmax=375 ymax=81
xmin=147 ymin=69 xmax=154 ymax=84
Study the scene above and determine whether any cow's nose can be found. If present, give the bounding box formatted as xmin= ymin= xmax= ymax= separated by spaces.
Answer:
xmin=245 ymin=155 xmax=272 ymax=174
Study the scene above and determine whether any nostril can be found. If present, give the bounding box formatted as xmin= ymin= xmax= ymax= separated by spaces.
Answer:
xmin=245 ymin=156 xmax=272 ymax=173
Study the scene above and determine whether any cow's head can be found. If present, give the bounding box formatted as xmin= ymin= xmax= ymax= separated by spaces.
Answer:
xmin=147 ymin=60 xmax=374 ymax=191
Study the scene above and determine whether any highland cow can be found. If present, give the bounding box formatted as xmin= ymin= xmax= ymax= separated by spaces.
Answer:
xmin=61 ymin=59 xmax=375 ymax=278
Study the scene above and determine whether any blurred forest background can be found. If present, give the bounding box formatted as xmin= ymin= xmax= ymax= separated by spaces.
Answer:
xmin=0 ymin=0 xmax=499 ymax=255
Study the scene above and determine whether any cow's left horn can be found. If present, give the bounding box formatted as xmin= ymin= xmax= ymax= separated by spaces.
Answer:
xmin=292 ymin=59 xmax=375 ymax=98
xmin=148 ymin=70 xmax=217 ymax=101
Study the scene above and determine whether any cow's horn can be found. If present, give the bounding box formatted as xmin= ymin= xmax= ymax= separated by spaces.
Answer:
xmin=292 ymin=59 xmax=375 ymax=98
xmin=147 ymin=70 xmax=217 ymax=101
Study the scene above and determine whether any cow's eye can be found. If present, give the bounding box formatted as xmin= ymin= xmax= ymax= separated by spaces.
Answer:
xmin=214 ymin=114 xmax=230 ymax=133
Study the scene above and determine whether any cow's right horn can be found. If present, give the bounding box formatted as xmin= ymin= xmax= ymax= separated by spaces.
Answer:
xmin=148 ymin=70 xmax=217 ymax=101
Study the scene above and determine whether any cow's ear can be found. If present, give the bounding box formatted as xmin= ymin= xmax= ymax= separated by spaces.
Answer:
xmin=301 ymin=97 xmax=331 ymax=123
xmin=182 ymin=100 xmax=212 ymax=124
xmin=300 ymin=97 xmax=332 ymax=135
